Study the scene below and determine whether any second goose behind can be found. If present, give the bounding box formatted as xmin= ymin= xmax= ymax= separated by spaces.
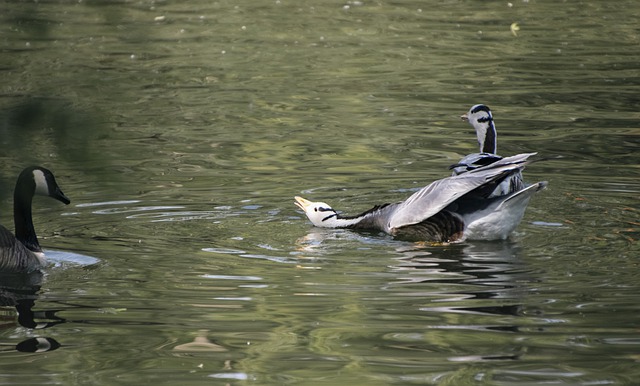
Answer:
xmin=451 ymin=104 xmax=525 ymax=196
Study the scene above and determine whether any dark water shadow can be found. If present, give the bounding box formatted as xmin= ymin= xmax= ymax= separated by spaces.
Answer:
xmin=0 ymin=96 xmax=111 ymax=204
xmin=0 ymin=271 xmax=64 ymax=353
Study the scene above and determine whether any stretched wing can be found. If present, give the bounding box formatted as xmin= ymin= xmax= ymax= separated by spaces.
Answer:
xmin=387 ymin=153 xmax=537 ymax=230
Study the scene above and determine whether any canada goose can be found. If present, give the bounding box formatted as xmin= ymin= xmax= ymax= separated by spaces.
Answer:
xmin=451 ymin=104 xmax=524 ymax=196
xmin=295 ymin=153 xmax=546 ymax=242
xmin=0 ymin=166 xmax=70 ymax=273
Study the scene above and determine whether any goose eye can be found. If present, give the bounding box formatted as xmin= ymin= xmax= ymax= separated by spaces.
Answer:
xmin=314 ymin=208 xmax=318 ymax=212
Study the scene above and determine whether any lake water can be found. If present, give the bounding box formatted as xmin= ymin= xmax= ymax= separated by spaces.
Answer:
xmin=1 ymin=0 xmax=639 ymax=385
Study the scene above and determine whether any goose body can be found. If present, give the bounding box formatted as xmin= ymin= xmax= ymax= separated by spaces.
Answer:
xmin=0 ymin=167 xmax=70 ymax=273
xmin=451 ymin=104 xmax=524 ymax=197
xmin=295 ymin=153 xmax=546 ymax=242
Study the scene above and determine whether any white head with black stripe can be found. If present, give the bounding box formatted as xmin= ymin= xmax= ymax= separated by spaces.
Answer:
xmin=294 ymin=196 xmax=340 ymax=227
xmin=461 ymin=104 xmax=497 ymax=154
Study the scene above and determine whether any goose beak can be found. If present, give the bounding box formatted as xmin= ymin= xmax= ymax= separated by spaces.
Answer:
xmin=53 ymin=187 xmax=71 ymax=205
xmin=294 ymin=196 xmax=312 ymax=211
xmin=460 ymin=113 xmax=469 ymax=121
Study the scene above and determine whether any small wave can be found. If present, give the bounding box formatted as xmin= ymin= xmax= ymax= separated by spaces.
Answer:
xmin=45 ymin=250 xmax=101 ymax=267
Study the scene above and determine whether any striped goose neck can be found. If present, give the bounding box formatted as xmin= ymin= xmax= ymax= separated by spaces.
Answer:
xmin=323 ymin=203 xmax=392 ymax=230
xmin=335 ymin=203 xmax=392 ymax=230
xmin=482 ymin=121 xmax=497 ymax=154
xmin=478 ymin=118 xmax=497 ymax=154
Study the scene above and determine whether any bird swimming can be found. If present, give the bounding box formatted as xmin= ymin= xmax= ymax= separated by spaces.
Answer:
xmin=295 ymin=153 xmax=546 ymax=243
xmin=451 ymin=104 xmax=524 ymax=196
xmin=0 ymin=166 xmax=70 ymax=273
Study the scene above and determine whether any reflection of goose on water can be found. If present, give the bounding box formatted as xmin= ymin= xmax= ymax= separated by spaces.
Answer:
xmin=0 ymin=166 xmax=70 ymax=273
xmin=451 ymin=104 xmax=525 ymax=197
xmin=0 ymin=336 xmax=61 ymax=353
xmin=1 ymin=271 xmax=65 ymax=327
xmin=295 ymin=154 xmax=547 ymax=243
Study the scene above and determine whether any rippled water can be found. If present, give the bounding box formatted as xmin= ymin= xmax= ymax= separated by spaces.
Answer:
xmin=1 ymin=0 xmax=639 ymax=385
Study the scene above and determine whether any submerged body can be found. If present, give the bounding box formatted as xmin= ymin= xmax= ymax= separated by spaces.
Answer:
xmin=295 ymin=153 xmax=546 ymax=242
xmin=0 ymin=166 xmax=70 ymax=273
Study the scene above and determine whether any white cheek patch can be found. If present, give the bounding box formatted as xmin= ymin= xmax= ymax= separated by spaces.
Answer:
xmin=33 ymin=169 xmax=50 ymax=196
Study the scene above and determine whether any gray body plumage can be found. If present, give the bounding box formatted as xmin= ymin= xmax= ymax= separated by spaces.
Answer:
xmin=0 ymin=225 xmax=46 ymax=273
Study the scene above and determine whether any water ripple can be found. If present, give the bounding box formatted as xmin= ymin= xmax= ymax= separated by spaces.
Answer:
xmin=201 ymin=274 xmax=262 ymax=281
xmin=202 ymin=247 xmax=298 ymax=264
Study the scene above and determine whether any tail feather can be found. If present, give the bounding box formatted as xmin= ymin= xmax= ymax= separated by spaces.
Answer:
xmin=497 ymin=181 xmax=547 ymax=210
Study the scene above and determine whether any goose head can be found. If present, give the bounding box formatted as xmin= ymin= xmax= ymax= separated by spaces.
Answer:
xmin=294 ymin=196 xmax=338 ymax=227
xmin=461 ymin=104 xmax=497 ymax=154
xmin=18 ymin=166 xmax=70 ymax=205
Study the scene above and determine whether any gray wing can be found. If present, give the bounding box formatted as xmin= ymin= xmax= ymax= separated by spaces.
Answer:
xmin=387 ymin=152 xmax=537 ymax=230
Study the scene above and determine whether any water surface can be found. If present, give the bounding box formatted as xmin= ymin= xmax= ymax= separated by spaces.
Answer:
xmin=1 ymin=0 xmax=639 ymax=385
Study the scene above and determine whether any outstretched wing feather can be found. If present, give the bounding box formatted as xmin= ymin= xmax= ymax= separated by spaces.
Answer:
xmin=387 ymin=152 xmax=537 ymax=230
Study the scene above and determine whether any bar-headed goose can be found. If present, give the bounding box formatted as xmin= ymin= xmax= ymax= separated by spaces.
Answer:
xmin=0 ymin=166 xmax=70 ymax=273
xmin=295 ymin=153 xmax=546 ymax=243
xmin=451 ymin=104 xmax=524 ymax=197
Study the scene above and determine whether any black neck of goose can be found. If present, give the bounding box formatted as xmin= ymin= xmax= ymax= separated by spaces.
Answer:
xmin=14 ymin=184 xmax=41 ymax=253
xmin=482 ymin=122 xmax=497 ymax=154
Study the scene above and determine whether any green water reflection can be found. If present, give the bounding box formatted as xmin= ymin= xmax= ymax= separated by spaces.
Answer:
xmin=1 ymin=0 xmax=639 ymax=385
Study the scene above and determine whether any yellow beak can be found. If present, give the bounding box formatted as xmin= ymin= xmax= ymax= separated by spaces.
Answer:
xmin=294 ymin=196 xmax=312 ymax=211
xmin=460 ymin=113 xmax=469 ymax=121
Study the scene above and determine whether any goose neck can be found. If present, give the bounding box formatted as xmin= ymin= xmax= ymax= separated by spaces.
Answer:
xmin=480 ymin=122 xmax=497 ymax=154
xmin=14 ymin=189 xmax=41 ymax=253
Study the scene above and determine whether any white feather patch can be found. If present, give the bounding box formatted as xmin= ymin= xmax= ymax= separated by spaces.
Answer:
xmin=32 ymin=169 xmax=50 ymax=196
